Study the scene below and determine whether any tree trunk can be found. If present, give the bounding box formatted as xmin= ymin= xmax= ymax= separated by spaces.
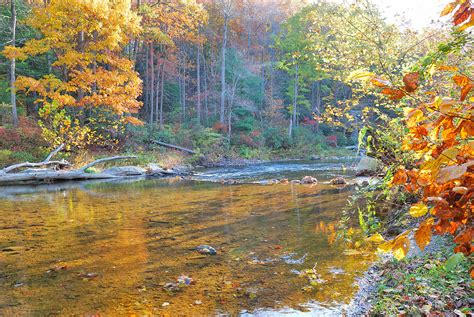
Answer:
xmin=144 ymin=44 xmax=149 ymax=116
xmin=220 ymin=15 xmax=228 ymax=124
xmin=155 ymin=61 xmax=161 ymax=124
xmin=228 ymin=74 xmax=239 ymax=144
xmin=133 ymin=0 xmax=141 ymax=64
xmin=149 ymin=42 xmax=155 ymax=125
xmin=10 ymin=0 xmax=18 ymax=127
xmin=196 ymin=43 xmax=202 ymax=125
xmin=314 ymin=80 xmax=321 ymax=132
xmin=289 ymin=63 xmax=299 ymax=139
xmin=159 ymin=63 xmax=165 ymax=129
xmin=203 ymin=48 xmax=210 ymax=122
xmin=182 ymin=60 xmax=186 ymax=123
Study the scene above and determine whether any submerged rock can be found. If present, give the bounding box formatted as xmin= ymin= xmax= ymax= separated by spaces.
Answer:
xmin=195 ymin=245 xmax=217 ymax=255
xmin=330 ymin=177 xmax=347 ymax=185
xmin=301 ymin=176 xmax=318 ymax=184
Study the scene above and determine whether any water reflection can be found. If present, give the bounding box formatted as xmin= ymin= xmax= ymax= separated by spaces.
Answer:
xmin=0 ymin=163 xmax=372 ymax=315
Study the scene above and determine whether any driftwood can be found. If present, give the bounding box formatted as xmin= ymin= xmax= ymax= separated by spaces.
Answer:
xmin=151 ymin=140 xmax=196 ymax=154
xmin=2 ymin=144 xmax=71 ymax=173
xmin=0 ymin=154 xmax=138 ymax=185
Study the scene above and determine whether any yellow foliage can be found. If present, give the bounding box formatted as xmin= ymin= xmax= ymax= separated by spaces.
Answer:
xmin=409 ymin=203 xmax=429 ymax=218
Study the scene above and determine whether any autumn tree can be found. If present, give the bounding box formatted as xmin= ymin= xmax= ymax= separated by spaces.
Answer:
xmin=2 ymin=0 xmax=142 ymax=148
xmin=137 ymin=0 xmax=207 ymax=127
xmin=353 ymin=1 xmax=473 ymax=267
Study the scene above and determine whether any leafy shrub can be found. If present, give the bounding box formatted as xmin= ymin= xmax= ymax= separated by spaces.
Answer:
xmin=262 ymin=127 xmax=290 ymax=150
xmin=194 ymin=128 xmax=224 ymax=150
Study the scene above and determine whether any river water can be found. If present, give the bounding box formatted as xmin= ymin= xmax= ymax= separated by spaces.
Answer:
xmin=0 ymin=160 xmax=373 ymax=316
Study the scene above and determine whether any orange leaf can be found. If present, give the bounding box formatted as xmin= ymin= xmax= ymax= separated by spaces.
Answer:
xmin=454 ymin=228 xmax=473 ymax=245
xmin=453 ymin=74 xmax=471 ymax=87
xmin=381 ymin=88 xmax=406 ymax=100
xmin=415 ymin=218 xmax=433 ymax=251
xmin=438 ymin=65 xmax=458 ymax=71
xmin=460 ymin=83 xmax=473 ymax=101
xmin=391 ymin=168 xmax=408 ymax=185
xmin=459 ymin=15 xmax=474 ymax=30
xmin=453 ymin=2 xmax=472 ymax=25
xmin=403 ymin=72 xmax=419 ymax=92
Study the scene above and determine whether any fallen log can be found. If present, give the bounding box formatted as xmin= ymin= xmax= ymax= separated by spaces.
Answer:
xmin=79 ymin=155 xmax=137 ymax=171
xmin=0 ymin=155 xmax=137 ymax=185
xmin=151 ymin=140 xmax=196 ymax=154
xmin=2 ymin=144 xmax=70 ymax=173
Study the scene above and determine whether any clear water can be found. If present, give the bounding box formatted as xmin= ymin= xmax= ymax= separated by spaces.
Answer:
xmin=0 ymin=160 xmax=372 ymax=316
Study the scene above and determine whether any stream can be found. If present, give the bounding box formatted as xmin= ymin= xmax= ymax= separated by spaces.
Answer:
xmin=0 ymin=159 xmax=374 ymax=316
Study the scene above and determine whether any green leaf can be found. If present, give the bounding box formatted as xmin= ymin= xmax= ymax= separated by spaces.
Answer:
xmin=444 ymin=253 xmax=465 ymax=271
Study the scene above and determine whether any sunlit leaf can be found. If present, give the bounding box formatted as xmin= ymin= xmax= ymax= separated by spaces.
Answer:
xmin=415 ymin=218 xmax=433 ymax=251
xmin=458 ymin=15 xmax=474 ymax=30
xmin=453 ymin=74 xmax=470 ymax=87
xmin=440 ymin=1 xmax=458 ymax=16
xmin=406 ymin=109 xmax=424 ymax=127
xmin=381 ymin=88 xmax=406 ymax=100
xmin=367 ymin=233 xmax=385 ymax=243
xmin=453 ymin=2 xmax=472 ymax=25
xmin=409 ymin=202 xmax=429 ymax=218
xmin=392 ymin=235 xmax=410 ymax=260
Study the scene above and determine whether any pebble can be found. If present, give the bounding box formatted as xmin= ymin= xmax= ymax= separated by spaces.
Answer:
xmin=195 ymin=245 xmax=217 ymax=255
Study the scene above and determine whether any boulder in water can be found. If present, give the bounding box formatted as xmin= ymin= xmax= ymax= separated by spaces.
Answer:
xmin=330 ymin=177 xmax=347 ymax=185
xmin=301 ymin=176 xmax=318 ymax=184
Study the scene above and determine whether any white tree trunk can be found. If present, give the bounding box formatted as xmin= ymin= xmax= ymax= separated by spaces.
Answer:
xmin=220 ymin=15 xmax=228 ymax=124
xmin=10 ymin=0 xmax=18 ymax=127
